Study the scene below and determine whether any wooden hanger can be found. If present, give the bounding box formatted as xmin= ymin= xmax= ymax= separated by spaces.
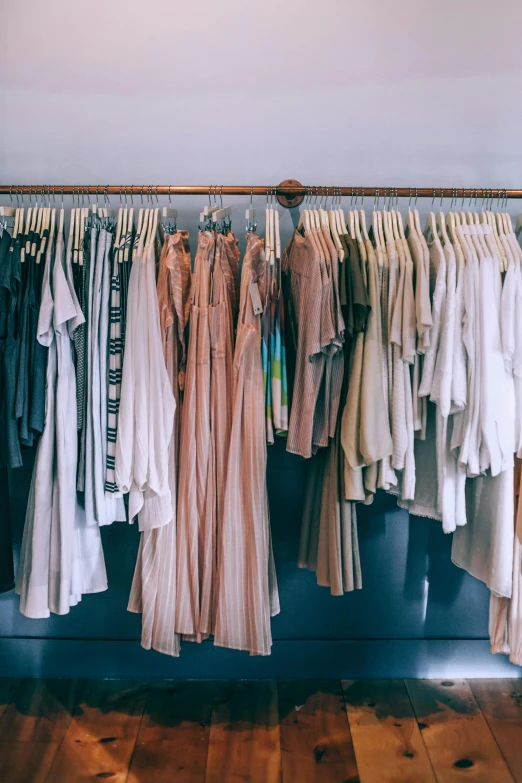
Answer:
xmin=377 ymin=210 xmax=385 ymax=251
xmin=358 ymin=208 xmax=368 ymax=242
xmin=125 ymin=207 xmax=134 ymax=262
xmin=269 ymin=206 xmax=276 ymax=266
xmin=275 ymin=208 xmax=281 ymax=262
xmin=423 ymin=211 xmax=438 ymax=242
xmin=382 ymin=209 xmax=393 ymax=244
xmin=371 ymin=210 xmax=381 ymax=250
xmin=438 ymin=212 xmax=449 ymax=245
xmin=68 ymin=205 xmax=76 ymax=261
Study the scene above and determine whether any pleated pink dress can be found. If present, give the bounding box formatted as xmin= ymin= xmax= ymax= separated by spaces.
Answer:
xmin=128 ymin=231 xmax=191 ymax=656
xmin=175 ymin=231 xmax=238 ymax=641
xmin=214 ymin=232 xmax=279 ymax=655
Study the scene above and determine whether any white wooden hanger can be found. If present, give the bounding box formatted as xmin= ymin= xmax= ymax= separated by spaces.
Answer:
xmin=68 ymin=201 xmax=76 ymax=263
xmin=413 ymin=207 xmax=422 ymax=236
xmin=265 ymin=204 xmax=272 ymax=264
xmin=50 ymin=207 xmax=56 ymax=248
xmin=12 ymin=207 xmax=20 ymax=241
xmin=28 ymin=199 xmax=38 ymax=256
xmin=80 ymin=203 xmax=88 ymax=266
xmin=275 ymin=208 xmax=281 ymax=261
xmin=297 ymin=188 xmax=311 ymax=232
xmin=125 ymin=199 xmax=134 ymax=263
xmin=337 ymin=188 xmax=348 ymax=235
xmin=353 ymin=205 xmax=362 ymax=244
xmin=423 ymin=209 xmax=438 ymax=243
xmin=407 ymin=208 xmax=417 ymax=238
xmin=36 ymin=207 xmax=47 ymax=264
xmin=377 ymin=209 xmax=385 ymax=251
xmin=372 ymin=211 xmax=381 ymax=250
xmin=359 ymin=206 xmax=369 ymax=242
xmin=73 ymin=205 xmax=81 ymax=264
xmin=328 ymin=192 xmax=343 ymax=260
xmin=118 ymin=195 xmax=127 ymax=265
xmin=331 ymin=187 xmax=344 ymax=243
xmin=144 ymin=206 xmax=159 ymax=254
xmin=382 ymin=208 xmax=393 ymax=244
xmin=438 ymin=211 xmax=449 ymax=245
xmin=58 ymin=204 xmax=65 ymax=238
xmin=269 ymin=202 xmax=276 ymax=266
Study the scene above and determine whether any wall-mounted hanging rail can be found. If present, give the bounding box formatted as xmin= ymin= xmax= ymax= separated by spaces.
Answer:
xmin=0 ymin=180 xmax=521 ymax=209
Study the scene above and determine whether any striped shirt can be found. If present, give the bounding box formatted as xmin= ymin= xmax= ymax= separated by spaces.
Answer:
xmin=105 ymin=252 xmax=127 ymax=494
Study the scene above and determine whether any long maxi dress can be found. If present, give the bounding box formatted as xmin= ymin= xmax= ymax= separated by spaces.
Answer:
xmin=175 ymin=230 xmax=239 ymax=641
xmin=214 ymin=232 xmax=279 ymax=655
xmin=127 ymin=231 xmax=191 ymax=656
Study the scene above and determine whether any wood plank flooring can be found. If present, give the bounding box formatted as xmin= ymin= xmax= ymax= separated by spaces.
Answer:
xmin=0 ymin=678 xmax=520 ymax=781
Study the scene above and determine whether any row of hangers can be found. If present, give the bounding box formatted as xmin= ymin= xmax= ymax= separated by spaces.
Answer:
xmin=0 ymin=187 xmax=64 ymax=264
xmin=295 ymin=186 xmax=522 ymax=272
xmin=2 ymin=185 xmax=522 ymax=271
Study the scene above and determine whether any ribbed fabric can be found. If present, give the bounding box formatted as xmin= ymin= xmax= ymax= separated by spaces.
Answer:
xmin=214 ymin=232 xmax=279 ymax=655
xmin=175 ymin=231 xmax=239 ymax=640
xmin=128 ymin=231 xmax=192 ymax=657
xmin=282 ymin=230 xmax=329 ymax=459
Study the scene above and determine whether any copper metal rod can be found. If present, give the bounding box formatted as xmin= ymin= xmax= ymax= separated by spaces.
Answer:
xmin=1 ymin=185 xmax=521 ymax=199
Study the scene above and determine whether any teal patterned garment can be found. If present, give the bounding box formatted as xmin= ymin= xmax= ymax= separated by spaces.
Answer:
xmin=262 ymin=291 xmax=274 ymax=444
xmin=262 ymin=262 xmax=289 ymax=444
xmin=270 ymin=288 xmax=288 ymax=437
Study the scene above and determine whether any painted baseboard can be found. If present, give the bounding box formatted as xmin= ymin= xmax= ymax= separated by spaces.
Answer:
xmin=0 ymin=638 xmax=520 ymax=678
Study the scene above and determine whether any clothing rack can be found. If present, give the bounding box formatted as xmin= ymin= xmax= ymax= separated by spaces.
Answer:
xmin=1 ymin=180 xmax=521 ymax=209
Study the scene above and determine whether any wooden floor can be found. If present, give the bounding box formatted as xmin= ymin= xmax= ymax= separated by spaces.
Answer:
xmin=0 ymin=679 xmax=521 ymax=782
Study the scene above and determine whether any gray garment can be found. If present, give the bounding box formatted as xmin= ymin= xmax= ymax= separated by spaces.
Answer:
xmin=28 ymin=254 xmax=47 ymax=439
xmin=77 ymin=225 xmax=96 ymax=492
xmin=72 ymin=228 xmax=89 ymax=431
xmin=452 ymin=466 xmax=514 ymax=600
xmin=0 ymin=230 xmax=22 ymax=468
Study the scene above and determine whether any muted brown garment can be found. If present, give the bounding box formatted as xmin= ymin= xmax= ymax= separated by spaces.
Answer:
xmin=282 ymin=230 xmax=326 ymax=459
xmin=200 ymin=232 xmax=239 ymax=636
xmin=214 ymin=233 xmax=279 ymax=655
xmin=298 ymin=233 xmax=365 ymax=595
xmin=175 ymin=232 xmax=214 ymax=639
xmin=128 ymin=231 xmax=191 ymax=657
